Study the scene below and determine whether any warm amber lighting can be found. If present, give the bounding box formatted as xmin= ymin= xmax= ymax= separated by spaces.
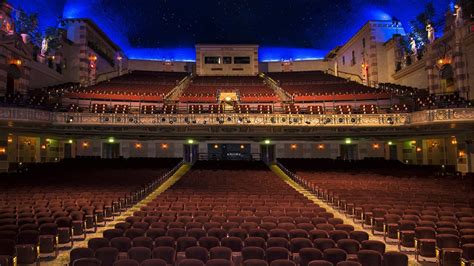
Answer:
xmin=291 ymin=144 xmax=297 ymax=150
xmin=40 ymin=144 xmax=46 ymax=150
xmin=318 ymin=144 xmax=325 ymax=150
xmin=214 ymin=144 xmax=219 ymax=149
xmin=161 ymin=143 xmax=168 ymax=150
xmin=7 ymin=136 xmax=13 ymax=143
xmin=89 ymin=55 xmax=98 ymax=61
xmin=459 ymin=150 xmax=465 ymax=157
xmin=135 ymin=143 xmax=142 ymax=149
xmin=416 ymin=147 xmax=422 ymax=152
xmin=240 ymin=145 xmax=245 ymax=149
xmin=0 ymin=147 xmax=5 ymax=154
xmin=451 ymin=139 xmax=457 ymax=145
xmin=372 ymin=143 xmax=380 ymax=149
xmin=10 ymin=59 xmax=21 ymax=65
xmin=82 ymin=142 xmax=89 ymax=148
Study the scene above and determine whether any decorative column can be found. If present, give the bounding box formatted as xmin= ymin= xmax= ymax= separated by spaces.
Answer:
xmin=453 ymin=26 xmax=470 ymax=99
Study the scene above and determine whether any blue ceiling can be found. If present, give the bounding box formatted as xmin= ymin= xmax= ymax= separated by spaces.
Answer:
xmin=10 ymin=0 xmax=452 ymax=62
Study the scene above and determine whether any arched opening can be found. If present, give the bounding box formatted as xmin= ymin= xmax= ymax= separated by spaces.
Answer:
xmin=6 ymin=64 xmax=21 ymax=95
xmin=439 ymin=64 xmax=455 ymax=93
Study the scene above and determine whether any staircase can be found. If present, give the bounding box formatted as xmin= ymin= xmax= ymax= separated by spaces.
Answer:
xmin=164 ymin=74 xmax=193 ymax=103
xmin=260 ymin=73 xmax=292 ymax=103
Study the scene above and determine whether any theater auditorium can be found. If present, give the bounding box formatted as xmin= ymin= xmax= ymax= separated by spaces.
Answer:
xmin=1 ymin=0 xmax=474 ymax=265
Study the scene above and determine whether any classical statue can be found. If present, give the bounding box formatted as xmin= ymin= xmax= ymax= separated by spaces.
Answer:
xmin=41 ymin=38 xmax=48 ymax=56
xmin=426 ymin=23 xmax=435 ymax=44
xmin=454 ymin=4 xmax=463 ymax=27
xmin=410 ymin=37 xmax=417 ymax=57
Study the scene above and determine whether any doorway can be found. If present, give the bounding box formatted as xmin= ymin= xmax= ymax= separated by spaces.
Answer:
xmin=340 ymin=144 xmax=358 ymax=160
xmin=102 ymin=143 xmax=120 ymax=159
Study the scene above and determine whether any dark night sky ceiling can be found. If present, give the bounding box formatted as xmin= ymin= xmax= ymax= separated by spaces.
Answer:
xmin=11 ymin=0 xmax=452 ymax=61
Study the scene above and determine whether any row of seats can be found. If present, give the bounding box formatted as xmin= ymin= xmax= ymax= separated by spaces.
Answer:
xmin=0 ymin=159 xmax=181 ymax=265
xmin=278 ymin=159 xmax=474 ymax=265
xmin=69 ymin=161 xmax=409 ymax=266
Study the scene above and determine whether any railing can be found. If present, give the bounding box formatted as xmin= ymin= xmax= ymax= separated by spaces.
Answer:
xmin=2 ymin=107 xmax=474 ymax=128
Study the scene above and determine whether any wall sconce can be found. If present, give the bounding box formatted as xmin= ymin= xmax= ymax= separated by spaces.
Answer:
xmin=10 ymin=59 xmax=22 ymax=65
xmin=372 ymin=143 xmax=380 ymax=150
xmin=82 ymin=142 xmax=89 ymax=148
xmin=0 ymin=147 xmax=6 ymax=154
xmin=318 ymin=144 xmax=325 ymax=150
xmin=214 ymin=144 xmax=219 ymax=149
xmin=161 ymin=143 xmax=168 ymax=150
xmin=459 ymin=150 xmax=465 ymax=157
xmin=7 ymin=136 xmax=13 ymax=143
xmin=290 ymin=144 xmax=297 ymax=150
xmin=240 ymin=145 xmax=245 ymax=149
xmin=451 ymin=138 xmax=457 ymax=145
xmin=40 ymin=144 xmax=46 ymax=150
xmin=416 ymin=147 xmax=422 ymax=152
xmin=135 ymin=143 xmax=142 ymax=149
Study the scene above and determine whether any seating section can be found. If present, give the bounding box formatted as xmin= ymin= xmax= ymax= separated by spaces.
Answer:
xmin=180 ymin=76 xmax=279 ymax=103
xmin=279 ymin=159 xmax=474 ymax=266
xmin=267 ymin=71 xmax=391 ymax=102
xmin=0 ymin=158 xmax=181 ymax=265
xmin=64 ymin=71 xmax=187 ymax=102
xmin=68 ymin=161 xmax=408 ymax=266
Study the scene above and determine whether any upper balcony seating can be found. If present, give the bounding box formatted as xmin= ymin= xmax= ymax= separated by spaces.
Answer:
xmin=257 ymin=105 xmax=273 ymax=114
xmin=306 ymin=106 xmax=324 ymax=115
xmin=189 ymin=105 xmax=204 ymax=114
xmin=335 ymin=105 xmax=353 ymax=115
xmin=64 ymin=71 xmax=187 ymax=102
xmin=112 ymin=105 xmax=130 ymax=114
xmin=141 ymin=105 xmax=158 ymax=114
xmin=391 ymin=104 xmax=410 ymax=113
xmin=235 ymin=105 xmax=251 ymax=114
xmin=285 ymin=105 xmax=300 ymax=114
xmin=378 ymin=83 xmax=428 ymax=97
xmin=162 ymin=105 xmax=177 ymax=114
xmin=180 ymin=76 xmax=279 ymax=103
xmin=359 ymin=104 xmax=377 ymax=114
xmin=267 ymin=71 xmax=392 ymax=102
xmin=209 ymin=105 xmax=224 ymax=114
xmin=91 ymin=104 xmax=107 ymax=114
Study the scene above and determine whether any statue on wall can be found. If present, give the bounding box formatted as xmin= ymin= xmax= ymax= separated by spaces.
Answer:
xmin=454 ymin=4 xmax=464 ymax=27
xmin=410 ymin=37 xmax=418 ymax=59
xmin=41 ymin=38 xmax=48 ymax=56
xmin=426 ymin=22 xmax=435 ymax=44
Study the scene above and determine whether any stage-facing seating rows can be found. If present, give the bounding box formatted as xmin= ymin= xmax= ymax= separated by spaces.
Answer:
xmin=0 ymin=158 xmax=181 ymax=265
xmin=180 ymin=76 xmax=279 ymax=103
xmin=279 ymin=159 xmax=474 ymax=265
xmin=68 ymin=161 xmax=409 ymax=266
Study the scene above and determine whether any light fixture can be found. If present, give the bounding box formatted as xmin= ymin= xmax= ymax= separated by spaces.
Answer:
xmin=388 ymin=141 xmax=393 ymax=145
xmin=451 ymin=138 xmax=457 ymax=145
xmin=459 ymin=150 xmax=465 ymax=157
xmin=372 ymin=143 xmax=380 ymax=149
xmin=264 ymin=139 xmax=271 ymax=145
xmin=345 ymin=138 xmax=352 ymax=144
xmin=291 ymin=144 xmax=297 ymax=150
xmin=7 ymin=136 xmax=13 ymax=143
xmin=40 ymin=144 xmax=46 ymax=150
xmin=135 ymin=143 xmax=142 ymax=149
xmin=187 ymin=139 xmax=194 ymax=144
xmin=240 ymin=145 xmax=245 ymax=149
xmin=107 ymin=137 xmax=115 ymax=143
xmin=318 ymin=144 xmax=325 ymax=150
xmin=82 ymin=142 xmax=89 ymax=148
xmin=214 ymin=144 xmax=219 ymax=149
xmin=416 ymin=147 xmax=422 ymax=152
xmin=161 ymin=143 xmax=168 ymax=149
xmin=0 ymin=147 xmax=5 ymax=154
xmin=68 ymin=139 xmax=73 ymax=144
